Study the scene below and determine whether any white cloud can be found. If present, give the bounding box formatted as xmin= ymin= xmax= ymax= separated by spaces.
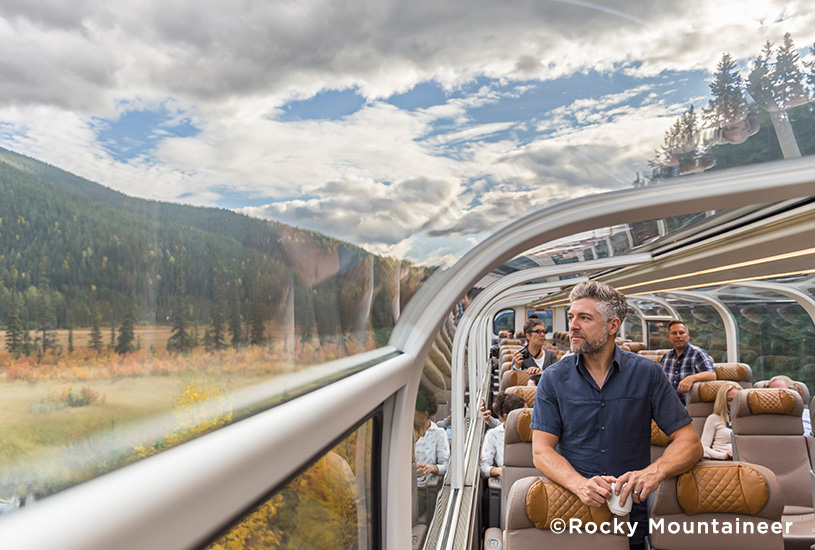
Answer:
xmin=1 ymin=0 xmax=813 ymax=262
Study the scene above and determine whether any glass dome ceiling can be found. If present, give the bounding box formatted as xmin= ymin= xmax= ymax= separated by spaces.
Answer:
xmin=0 ymin=0 xmax=813 ymax=268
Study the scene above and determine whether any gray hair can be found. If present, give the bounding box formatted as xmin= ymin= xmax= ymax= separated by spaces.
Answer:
xmin=569 ymin=281 xmax=628 ymax=323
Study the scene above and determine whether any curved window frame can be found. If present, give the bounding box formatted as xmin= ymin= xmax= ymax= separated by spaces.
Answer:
xmin=1 ymin=157 xmax=814 ymax=550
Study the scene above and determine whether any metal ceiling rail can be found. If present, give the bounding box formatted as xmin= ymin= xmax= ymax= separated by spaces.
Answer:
xmin=665 ymin=291 xmax=740 ymax=363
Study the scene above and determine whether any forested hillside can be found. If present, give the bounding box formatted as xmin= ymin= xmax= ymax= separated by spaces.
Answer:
xmin=0 ymin=146 xmax=428 ymax=355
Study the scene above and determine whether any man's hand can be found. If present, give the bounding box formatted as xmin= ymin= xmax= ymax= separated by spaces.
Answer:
xmin=417 ymin=462 xmax=438 ymax=478
xmin=513 ymin=350 xmax=524 ymax=368
xmin=677 ymin=376 xmax=695 ymax=393
xmin=678 ymin=370 xmax=717 ymax=393
xmin=526 ymin=366 xmax=541 ymax=375
xmin=479 ymin=401 xmax=493 ymax=424
xmin=574 ymin=475 xmax=616 ymax=507
xmin=615 ymin=469 xmax=663 ymax=504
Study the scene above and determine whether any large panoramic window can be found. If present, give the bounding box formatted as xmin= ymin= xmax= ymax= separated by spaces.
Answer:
xmin=1 ymin=0 xmax=814 ymax=519
xmin=205 ymin=416 xmax=378 ymax=550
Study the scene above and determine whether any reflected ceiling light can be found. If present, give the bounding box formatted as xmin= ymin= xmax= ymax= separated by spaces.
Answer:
xmin=627 ymin=269 xmax=815 ymax=296
xmin=534 ymin=269 xmax=815 ymax=309
xmin=618 ymin=247 xmax=815 ymax=292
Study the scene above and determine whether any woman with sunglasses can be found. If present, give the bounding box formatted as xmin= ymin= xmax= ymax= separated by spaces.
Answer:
xmin=512 ymin=318 xmax=558 ymax=375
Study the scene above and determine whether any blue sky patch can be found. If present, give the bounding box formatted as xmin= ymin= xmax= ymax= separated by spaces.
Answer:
xmin=386 ymin=81 xmax=449 ymax=111
xmin=94 ymin=105 xmax=199 ymax=163
xmin=277 ymin=88 xmax=367 ymax=121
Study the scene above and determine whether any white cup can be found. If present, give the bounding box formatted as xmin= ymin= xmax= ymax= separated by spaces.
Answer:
xmin=606 ymin=481 xmax=633 ymax=516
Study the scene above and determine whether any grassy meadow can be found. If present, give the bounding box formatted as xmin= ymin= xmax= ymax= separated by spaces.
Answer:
xmin=0 ymin=325 xmax=378 ymax=499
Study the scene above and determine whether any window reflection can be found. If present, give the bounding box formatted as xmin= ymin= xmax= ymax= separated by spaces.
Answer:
xmin=723 ymin=296 xmax=815 ymax=393
xmin=206 ymin=417 xmax=376 ymax=550
xmin=412 ymin=314 xmax=456 ymax=547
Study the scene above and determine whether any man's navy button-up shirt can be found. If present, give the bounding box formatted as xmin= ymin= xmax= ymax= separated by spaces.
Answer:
xmin=531 ymin=346 xmax=691 ymax=478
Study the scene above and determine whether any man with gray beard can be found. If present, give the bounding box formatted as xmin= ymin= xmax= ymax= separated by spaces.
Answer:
xmin=530 ymin=281 xmax=702 ymax=550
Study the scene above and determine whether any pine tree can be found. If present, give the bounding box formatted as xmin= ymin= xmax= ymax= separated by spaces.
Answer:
xmin=21 ymin=327 xmax=34 ymax=356
xmin=167 ymin=232 xmax=193 ymax=353
xmin=249 ymin=298 xmax=265 ymax=346
xmin=116 ymin=298 xmax=137 ymax=354
xmin=36 ymin=253 xmax=58 ymax=355
xmin=805 ymin=43 xmax=815 ymax=94
xmin=109 ymin=324 xmax=116 ymax=350
xmin=5 ymin=291 xmax=24 ymax=356
xmin=89 ymin=313 xmax=103 ymax=352
xmin=67 ymin=326 xmax=74 ymax=353
xmin=210 ymin=266 xmax=227 ymax=351
xmin=703 ymin=53 xmax=746 ymax=126
xmin=748 ymin=41 xmax=776 ymax=110
xmin=229 ymin=282 xmax=243 ymax=349
xmin=772 ymin=33 xmax=807 ymax=109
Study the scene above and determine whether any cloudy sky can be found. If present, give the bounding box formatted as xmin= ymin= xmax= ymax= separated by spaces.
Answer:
xmin=0 ymin=0 xmax=813 ymax=265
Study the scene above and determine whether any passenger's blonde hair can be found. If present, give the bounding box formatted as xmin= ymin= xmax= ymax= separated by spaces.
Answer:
xmin=768 ymin=375 xmax=797 ymax=391
xmin=713 ymin=382 xmax=743 ymax=425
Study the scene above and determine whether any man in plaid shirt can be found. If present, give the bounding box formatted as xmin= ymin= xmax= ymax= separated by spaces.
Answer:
xmin=659 ymin=320 xmax=716 ymax=404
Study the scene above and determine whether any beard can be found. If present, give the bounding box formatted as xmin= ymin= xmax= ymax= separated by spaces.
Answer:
xmin=570 ymin=330 xmax=609 ymax=355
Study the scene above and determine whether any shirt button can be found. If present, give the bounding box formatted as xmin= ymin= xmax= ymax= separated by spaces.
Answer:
xmin=601 ymin=402 xmax=605 ymax=407
xmin=601 ymin=449 xmax=606 ymax=454
xmin=601 ymin=426 xmax=606 ymax=431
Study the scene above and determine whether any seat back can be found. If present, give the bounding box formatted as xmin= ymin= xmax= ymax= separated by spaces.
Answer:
xmin=500 ymin=369 xmax=532 ymax=392
xmin=502 ymin=408 xmax=538 ymax=528
xmin=504 ymin=476 xmax=629 ymax=549
xmin=715 ymin=362 xmax=753 ymax=388
xmin=731 ymin=388 xmax=812 ymax=514
xmin=687 ymin=381 xmax=735 ymax=436
xmin=505 ymin=385 xmax=536 ymax=408
xmin=753 ymin=379 xmax=810 ymax=403
xmin=649 ymin=460 xmax=784 ymax=549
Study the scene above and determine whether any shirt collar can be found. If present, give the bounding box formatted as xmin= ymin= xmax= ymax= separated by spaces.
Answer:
xmin=574 ymin=344 xmax=624 ymax=375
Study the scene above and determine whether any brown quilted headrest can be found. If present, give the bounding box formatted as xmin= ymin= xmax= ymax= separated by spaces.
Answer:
xmin=526 ymin=479 xmax=612 ymax=529
xmin=506 ymin=385 xmax=536 ymax=408
xmin=677 ymin=463 xmax=769 ymax=516
xmin=508 ymin=370 xmax=532 ymax=388
xmin=715 ymin=363 xmax=747 ymax=382
xmin=516 ymin=408 xmax=533 ymax=442
xmin=651 ymin=420 xmax=671 ymax=447
xmin=698 ymin=380 xmax=732 ymax=402
xmin=747 ymin=389 xmax=795 ymax=415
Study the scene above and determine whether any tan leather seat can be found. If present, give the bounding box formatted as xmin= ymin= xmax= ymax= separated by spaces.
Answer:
xmin=687 ymin=381 xmax=737 ymax=437
xmin=731 ymin=388 xmax=815 ymax=550
xmin=504 ymin=476 xmax=629 ymax=549
xmin=715 ymin=362 xmax=753 ymax=388
xmin=500 ymin=369 xmax=532 ymax=392
xmin=754 ymin=379 xmax=810 ymax=403
xmin=501 ymin=408 xmax=539 ymax=529
xmin=505 ymin=385 xmax=536 ymax=408
xmin=649 ymin=460 xmax=784 ymax=549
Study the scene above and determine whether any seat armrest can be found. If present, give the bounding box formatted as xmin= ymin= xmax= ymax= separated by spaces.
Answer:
xmin=484 ymin=527 xmax=503 ymax=550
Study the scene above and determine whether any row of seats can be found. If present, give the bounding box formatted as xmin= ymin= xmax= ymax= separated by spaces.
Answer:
xmin=484 ymin=362 xmax=814 ymax=549
xmin=497 ymin=460 xmax=786 ymax=549
xmin=552 ymin=331 xmax=570 ymax=350
xmin=487 ymin=390 xmax=801 ymax=549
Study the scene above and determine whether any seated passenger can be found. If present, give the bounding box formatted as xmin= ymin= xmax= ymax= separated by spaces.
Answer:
xmin=659 ymin=320 xmax=716 ymax=404
xmin=511 ymin=318 xmax=557 ymax=375
xmin=700 ymin=381 xmax=741 ymax=460
xmin=527 ymin=373 xmax=541 ymax=386
xmin=414 ymin=385 xmax=450 ymax=488
xmin=480 ymin=393 xmax=527 ymax=478
xmin=767 ymin=375 xmax=813 ymax=435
